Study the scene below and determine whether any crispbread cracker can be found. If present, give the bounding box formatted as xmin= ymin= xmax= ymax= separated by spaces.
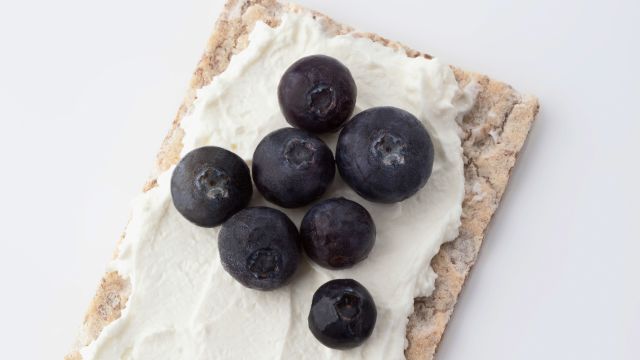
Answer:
xmin=66 ymin=1 xmax=539 ymax=359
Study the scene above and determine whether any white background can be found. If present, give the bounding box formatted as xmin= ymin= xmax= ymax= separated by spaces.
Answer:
xmin=0 ymin=0 xmax=639 ymax=359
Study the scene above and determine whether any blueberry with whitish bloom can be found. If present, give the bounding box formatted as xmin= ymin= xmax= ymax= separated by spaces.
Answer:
xmin=171 ymin=146 xmax=252 ymax=227
xmin=278 ymin=55 xmax=357 ymax=133
xmin=336 ymin=106 xmax=435 ymax=203
xmin=252 ymin=127 xmax=335 ymax=208
xmin=301 ymin=197 xmax=375 ymax=269
xmin=218 ymin=207 xmax=300 ymax=291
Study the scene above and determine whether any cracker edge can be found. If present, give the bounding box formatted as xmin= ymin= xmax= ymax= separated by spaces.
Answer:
xmin=65 ymin=1 xmax=539 ymax=359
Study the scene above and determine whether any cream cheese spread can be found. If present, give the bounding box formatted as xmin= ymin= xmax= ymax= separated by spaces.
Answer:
xmin=80 ymin=11 xmax=473 ymax=360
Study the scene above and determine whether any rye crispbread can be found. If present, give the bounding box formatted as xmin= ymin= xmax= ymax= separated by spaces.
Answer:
xmin=65 ymin=1 xmax=539 ymax=359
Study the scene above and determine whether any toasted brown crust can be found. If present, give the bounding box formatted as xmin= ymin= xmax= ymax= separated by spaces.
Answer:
xmin=66 ymin=1 xmax=538 ymax=359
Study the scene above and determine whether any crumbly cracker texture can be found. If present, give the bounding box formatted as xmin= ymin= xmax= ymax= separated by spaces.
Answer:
xmin=65 ymin=1 xmax=539 ymax=359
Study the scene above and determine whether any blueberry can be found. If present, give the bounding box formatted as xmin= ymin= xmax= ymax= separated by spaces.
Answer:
xmin=308 ymin=279 xmax=377 ymax=349
xmin=171 ymin=146 xmax=252 ymax=227
xmin=218 ymin=207 xmax=300 ymax=290
xmin=301 ymin=198 xmax=375 ymax=269
xmin=336 ymin=106 xmax=434 ymax=203
xmin=278 ymin=55 xmax=357 ymax=133
xmin=252 ymin=127 xmax=335 ymax=208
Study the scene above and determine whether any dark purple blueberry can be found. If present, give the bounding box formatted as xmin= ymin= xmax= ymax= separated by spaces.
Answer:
xmin=336 ymin=106 xmax=434 ymax=203
xmin=252 ymin=127 xmax=335 ymax=208
xmin=218 ymin=207 xmax=300 ymax=290
xmin=171 ymin=146 xmax=252 ymax=227
xmin=278 ymin=55 xmax=357 ymax=133
xmin=308 ymin=279 xmax=377 ymax=349
xmin=301 ymin=198 xmax=375 ymax=269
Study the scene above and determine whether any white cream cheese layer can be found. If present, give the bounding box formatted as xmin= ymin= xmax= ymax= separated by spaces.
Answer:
xmin=80 ymin=12 xmax=472 ymax=360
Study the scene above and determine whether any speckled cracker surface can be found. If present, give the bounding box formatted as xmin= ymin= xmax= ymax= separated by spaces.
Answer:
xmin=65 ymin=1 xmax=539 ymax=359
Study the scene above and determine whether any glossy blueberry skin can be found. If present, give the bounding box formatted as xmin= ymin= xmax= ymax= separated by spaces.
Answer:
xmin=171 ymin=146 xmax=252 ymax=227
xmin=278 ymin=55 xmax=357 ymax=133
xmin=219 ymin=207 xmax=300 ymax=291
xmin=308 ymin=279 xmax=377 ymax=349
xmin=336 ymin=106 xmax=434 ymax=203
xmin=301 ymin=198 xmax=376 ymax=269
xmin=252 ymin=127 xmax=336 ymax=208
